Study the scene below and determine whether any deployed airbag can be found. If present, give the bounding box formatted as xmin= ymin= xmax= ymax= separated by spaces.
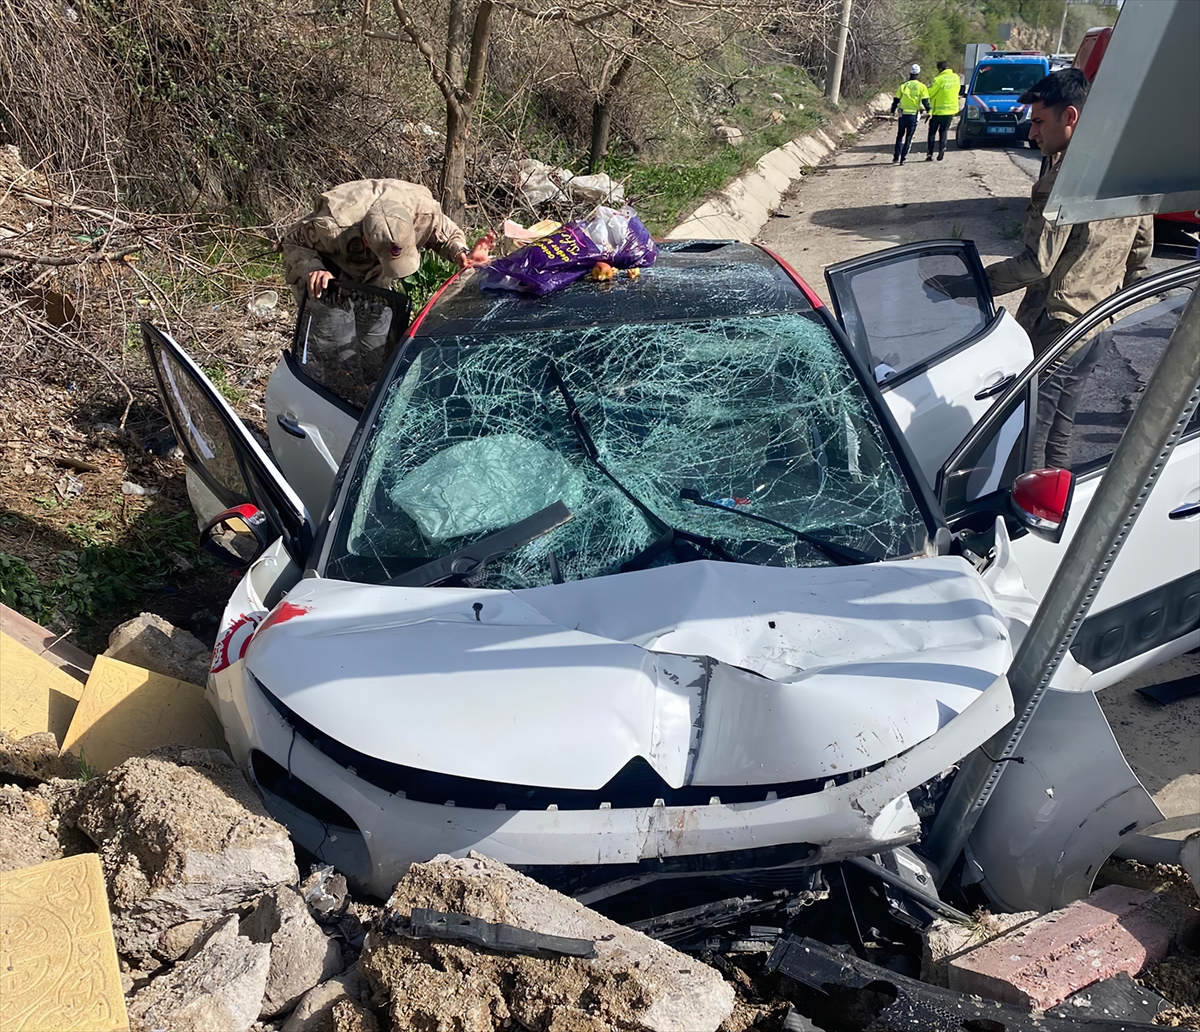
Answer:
xmin=391 ymin=434 xmax=585 ymax=543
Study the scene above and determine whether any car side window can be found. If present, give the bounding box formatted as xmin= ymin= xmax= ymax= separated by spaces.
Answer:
xmin=827 ymin=246 xmax=994 ymax=385
xmin=939 ymin=392 xmax=1029 ymax=516
xmin=1042 ymin=287 xmax=1194 ymax=475
xmin=151 ymin=341 xmax=254 ymax=506
xmin=292 ymin=282 xmax=411 ymax=410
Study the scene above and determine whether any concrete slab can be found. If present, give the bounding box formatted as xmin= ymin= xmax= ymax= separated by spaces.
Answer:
xmin=758 ymin=149 xmax=806 ymax=186
xmin=0 ymin=632 xmax=85 ymax=745
xmin=60 ymin=656 xmax=225 ymax=774
xmin=948 ymin=884 xmax=1181 ymax=1009
xmin=0 ymin=605 xmax=93 ymax=683
xmin=0 ymin=853 xmax=129 ymax=1032
xmin=737 ymin=172 xmax=781 ymax=215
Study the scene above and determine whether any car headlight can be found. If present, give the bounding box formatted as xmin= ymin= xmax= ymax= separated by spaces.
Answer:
xmin=966 ymin=105 xmax=982 ymax=120
xmin=1015 ymin=105 xmax=1029 ymax=121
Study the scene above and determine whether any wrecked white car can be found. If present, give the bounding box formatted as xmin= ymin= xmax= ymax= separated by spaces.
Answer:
xmin=143 ymin=242 xmax=1199 ymax=902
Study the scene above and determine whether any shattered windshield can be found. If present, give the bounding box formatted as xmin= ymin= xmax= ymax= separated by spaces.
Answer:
xmin=324 ymin=313 xmax=929 ymax=587
xmin=972 ymin=64 xmax=1043 ymax=94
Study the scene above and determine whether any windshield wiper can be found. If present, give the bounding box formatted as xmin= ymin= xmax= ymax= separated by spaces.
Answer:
xmin=384 ymin=501 xmax=574 ymax=587
xmin=678 ymin=488 xmax=878 ymax=566
xmin=545 ymin=362 xmax=736 ymax=566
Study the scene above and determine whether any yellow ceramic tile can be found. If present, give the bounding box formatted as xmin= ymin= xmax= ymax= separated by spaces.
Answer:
xmin=0 ymin=853 xmax=129 ymax=1032
xmin=60 ymin=656 xmax=225 ymax=774
xmin=0 ymin=632 xmax=85 ymax=745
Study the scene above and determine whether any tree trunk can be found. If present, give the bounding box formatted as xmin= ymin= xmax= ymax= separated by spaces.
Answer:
xmin=586 ymin=34 xmax=637 ymax=175
xmin=588 ymin=98 xmax=615 ymax=175
xmin=438 ymin=0 xmax=493 ymax=222
xmin=441 ymin=101 xmax=468 ymax=223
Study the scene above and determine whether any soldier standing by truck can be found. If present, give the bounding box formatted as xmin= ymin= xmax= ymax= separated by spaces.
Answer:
xmin=926 ymin=61 xmax=961 ymax=161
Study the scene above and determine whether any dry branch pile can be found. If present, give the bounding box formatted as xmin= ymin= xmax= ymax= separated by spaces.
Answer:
xmin=0 ymin=143 xmax=287 ymax=445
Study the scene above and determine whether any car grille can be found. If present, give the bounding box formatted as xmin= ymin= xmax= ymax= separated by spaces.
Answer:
xmin=984 ymin=111 xmax=1019 ymax=126
xmin=250 ymin=673 xmax=862 ymax=811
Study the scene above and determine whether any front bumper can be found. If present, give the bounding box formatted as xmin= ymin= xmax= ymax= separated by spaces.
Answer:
xmin=211 ymin=659 xmax=1014 ymax=899
xmin=961 ymin=112 xmax=1029 ymax=143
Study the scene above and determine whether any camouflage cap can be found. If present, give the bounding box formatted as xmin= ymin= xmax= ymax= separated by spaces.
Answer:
xmin=361 ymin=200 xmax=420 ymax=279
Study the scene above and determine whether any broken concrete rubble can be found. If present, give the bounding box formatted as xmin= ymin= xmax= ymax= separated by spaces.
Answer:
xmin=70 ymin=747 xmax=298 ymax=959
xmin=241 ymin=884 xmax=344 ymax=1018
xmin=281 ymin=966 xmax=369 ymax=1032
xmin=0 ymin=778 xmax=86 ymax=873
xmin=105 ymin=610 xmax=213 ymax=686
xmin=360 ymin=852 xmax=736 ymax=1032
xmin=126 ymin=914 xmax=271 ymax=1032
xmin=948 ymin=883 xmax=1198 ymax=1009
xmin=0 ymin=728 xmax=79 ymax=781
xmin=920 ymin=909 xmax=1038 ymax=987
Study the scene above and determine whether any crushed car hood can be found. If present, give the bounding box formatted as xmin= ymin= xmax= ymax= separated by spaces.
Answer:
xmin=244 ymin=557 xmax=1011 ymax=791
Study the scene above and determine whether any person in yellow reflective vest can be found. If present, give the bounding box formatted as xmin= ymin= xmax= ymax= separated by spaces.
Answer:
xmin=926 ymin=61 xmax=961 ymax=162
xmin=890 ymin=65 xmax=930 ymax=165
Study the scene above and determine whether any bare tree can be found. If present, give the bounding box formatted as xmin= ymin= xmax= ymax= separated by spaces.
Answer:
xmin=369 ymin=0 xmax=495 ymax=221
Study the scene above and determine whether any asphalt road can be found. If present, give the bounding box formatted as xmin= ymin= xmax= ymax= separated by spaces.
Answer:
xmin=756 ymin=115 xmax=1190 ymax=305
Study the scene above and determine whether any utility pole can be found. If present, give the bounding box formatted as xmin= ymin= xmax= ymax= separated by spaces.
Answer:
xmin=1056 ymin=0 xmax=1071 ymax=53
xmin=825 ymin=0 xmax=853 ymax=105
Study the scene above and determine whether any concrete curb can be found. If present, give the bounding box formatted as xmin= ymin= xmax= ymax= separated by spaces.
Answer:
xmin=666 ymin=93 xmax=892 ymax=243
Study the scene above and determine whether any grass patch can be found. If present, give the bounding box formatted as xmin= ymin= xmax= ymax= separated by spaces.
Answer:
xmin=0 ymin=506 xmax=215 ymax=649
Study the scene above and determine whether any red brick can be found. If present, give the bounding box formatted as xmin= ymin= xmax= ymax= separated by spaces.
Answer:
xmin=947 ymin=885 xmax=1174 ymax=1009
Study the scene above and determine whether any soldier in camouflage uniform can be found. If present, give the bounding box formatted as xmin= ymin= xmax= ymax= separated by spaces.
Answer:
xmin=281 ymin=179 xmax=494 ymax=392
xmin=984 ymin=70 xmax=1152 ymax=469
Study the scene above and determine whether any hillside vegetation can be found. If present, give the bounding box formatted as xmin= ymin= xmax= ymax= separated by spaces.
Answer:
xmin=0 ymin=0 xmax=1120 ymax=647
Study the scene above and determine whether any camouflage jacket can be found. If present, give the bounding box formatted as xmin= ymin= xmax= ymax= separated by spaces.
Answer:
xmin=280 ymin=179 xmax=468 ymax=288
xmin=986 ymin=159 xmax=1153 ymax=342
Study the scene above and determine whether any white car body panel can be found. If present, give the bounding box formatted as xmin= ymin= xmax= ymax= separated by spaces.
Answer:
xmin=264 ymin=359 xmax=358 ymax=517
xmin=1010 ymin=435 xmax=1200 ymax=610
xmin=1008 ymin=434 xmax=1200 ymax=686
xmin=239 ymin=558 xmax=1012 ymax=791
xmin=884 ymin=309 xmax=1033 ymax=485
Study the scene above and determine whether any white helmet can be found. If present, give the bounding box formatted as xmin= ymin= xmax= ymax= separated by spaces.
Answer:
xmin=910 ymin=63 xmax=921 ymax=75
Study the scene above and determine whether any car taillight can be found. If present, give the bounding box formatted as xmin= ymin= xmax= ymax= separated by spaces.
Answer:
xmin=1010 ymin=468 xmax=1074 ymax=542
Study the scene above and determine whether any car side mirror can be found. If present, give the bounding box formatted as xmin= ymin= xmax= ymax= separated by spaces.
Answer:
xmin=1008 ymin=468 xmax=1074 ymax=543
xmin=201 ymin=505 xmax=272 ymax=568
xmin=959 ymin=85 xmax=967 ymax=96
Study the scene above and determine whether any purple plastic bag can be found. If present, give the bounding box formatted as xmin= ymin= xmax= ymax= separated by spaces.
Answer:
xmin=479 ymin=223 xmax=603 ymax=297
xmin=583 ymin=206 xmax=658 ymax=269
xmin=480 ymin=205 xmax=658 ymax=296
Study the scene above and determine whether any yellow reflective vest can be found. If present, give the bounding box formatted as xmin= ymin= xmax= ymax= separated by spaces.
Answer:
xmin=929 ymin=69 xmax=961 ymax=116
xmin=895 ymin=78 xmax=930 ymax=115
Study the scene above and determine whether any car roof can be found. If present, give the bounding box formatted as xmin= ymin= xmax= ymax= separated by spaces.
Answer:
xmin=411 ymin=240 xmax=817 ymax=338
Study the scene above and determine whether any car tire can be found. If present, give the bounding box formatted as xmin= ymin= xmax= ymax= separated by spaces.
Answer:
xmin=956 ymin=125 xmax=971 ymax=149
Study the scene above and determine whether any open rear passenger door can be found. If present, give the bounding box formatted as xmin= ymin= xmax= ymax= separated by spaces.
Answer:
xmin=825 ymin=240 xmax=1033 ymax=485
xmin=934 ymin=263 xmax=1200 ymax=688
xmin=142 ymin=323 xmax=314 ymax=563
xmin=264 ymin=282 xmax=409 ymax=518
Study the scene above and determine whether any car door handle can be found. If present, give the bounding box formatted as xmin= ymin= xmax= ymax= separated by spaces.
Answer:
xmin=1168 ymin=501 xmax=1200 ymax=520
xmin=276 ymin=413 xmax=307 ymax=439
xmin=974 ymin=374 xmax=1016 ymax=401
